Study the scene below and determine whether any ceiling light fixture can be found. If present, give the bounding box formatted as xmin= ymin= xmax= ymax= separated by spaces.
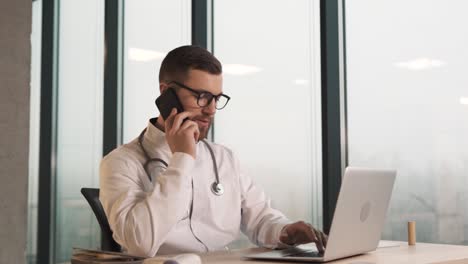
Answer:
xmin=394 ymin=57 xmax=446 ymax=71
xmin=223 ymin=64 xmax=262 ymax=75
xmin=129 ymin=48 xmax=165 ymax=62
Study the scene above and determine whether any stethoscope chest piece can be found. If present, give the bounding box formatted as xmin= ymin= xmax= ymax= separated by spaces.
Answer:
xmin=211 ymin=182 xmax=224 ymax=196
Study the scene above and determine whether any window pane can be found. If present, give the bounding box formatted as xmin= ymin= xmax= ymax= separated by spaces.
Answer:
xmin=55 ymin=0 xmax=105 ymax=262
xmin=346 ymin=0 xmax=468 ymax=244
xmin=27 ymin=1 xmax=42 ymax=263
xmin=123 ymin=0 xmax=191 ymax=142
xmin=213 ymin=0 xmax=322 ymax=247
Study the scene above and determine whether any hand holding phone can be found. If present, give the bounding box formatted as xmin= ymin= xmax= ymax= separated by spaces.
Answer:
xmin=155 ymin=88 xmax=185 ymax=120
xmin=155 ymin=88 xmax=199 ymax=158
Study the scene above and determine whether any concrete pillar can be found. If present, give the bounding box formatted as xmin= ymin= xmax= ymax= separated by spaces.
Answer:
xmin=0 ymin=0 xmax=32 ymax=263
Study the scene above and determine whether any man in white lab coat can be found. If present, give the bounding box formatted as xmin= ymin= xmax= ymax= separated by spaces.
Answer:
xmin=100 ymin=45 xmax=327 ymax=257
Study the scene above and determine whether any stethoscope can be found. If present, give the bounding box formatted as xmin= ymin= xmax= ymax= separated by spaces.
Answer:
xmin=138 ymin=128 xmax=224 ymax=196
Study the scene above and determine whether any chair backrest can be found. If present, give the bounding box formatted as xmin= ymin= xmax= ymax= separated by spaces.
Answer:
xmin=80 ymin=187 xmax=121 ymax=252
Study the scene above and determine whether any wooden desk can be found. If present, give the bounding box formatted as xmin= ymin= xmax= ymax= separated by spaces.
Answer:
xmin=197 ymin=241 xmax=468 ymax=264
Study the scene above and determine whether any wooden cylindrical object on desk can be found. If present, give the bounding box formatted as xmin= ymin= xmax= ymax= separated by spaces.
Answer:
xmin=408 ymin=221 xmax=416 ymax=246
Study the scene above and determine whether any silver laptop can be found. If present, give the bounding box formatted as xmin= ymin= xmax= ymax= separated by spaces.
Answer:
xmin=245 ymin=167 xmax=396 ymax=262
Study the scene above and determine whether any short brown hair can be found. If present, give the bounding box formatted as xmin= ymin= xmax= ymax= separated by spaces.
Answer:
xmin=159 ymin=45 xmax=222 ymax=82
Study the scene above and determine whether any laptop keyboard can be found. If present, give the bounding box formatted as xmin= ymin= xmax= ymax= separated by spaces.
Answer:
xmin=282 ymin=248 xmax=324 ymax=258
xmin=289 ymin=251 xmax=323 ymax=257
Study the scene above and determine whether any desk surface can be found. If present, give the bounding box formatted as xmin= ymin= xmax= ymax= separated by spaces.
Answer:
xmin=197 ymin=241 xmax=468 ymax=264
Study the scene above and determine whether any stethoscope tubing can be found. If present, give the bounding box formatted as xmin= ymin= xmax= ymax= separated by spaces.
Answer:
xmin=138 ymin=128 xmax=224 ymax=196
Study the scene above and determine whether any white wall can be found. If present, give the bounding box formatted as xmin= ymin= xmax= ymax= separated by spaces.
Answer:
xmin=0 ymin=0 xmax=31 ymax=262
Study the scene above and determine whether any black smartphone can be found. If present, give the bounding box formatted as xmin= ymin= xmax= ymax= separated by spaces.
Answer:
xmin=155 ymin=88 xmax=185 ymax=120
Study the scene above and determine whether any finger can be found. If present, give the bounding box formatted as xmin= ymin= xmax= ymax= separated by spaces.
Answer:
xmin=321 ymin=232 xmax=328 ymax=248
xmin=180 ymin=121 xmax=200 ymax=141
xmin=171 ymin=111 xmax=195 ymax=132
xmin=164 ymin=108 xmax=178 ymax=130
xmin=305 ymin=226 xmax=324 ymax=253
xmin=312 ymin=228 xmax=325 ymax=253
xmin=305 ymin=223 xmax=327 ymax=250
xmin=303 ymin=225 xmax=317 ymax=242
xmin=179 ymin=120 xmax=198 ymax=131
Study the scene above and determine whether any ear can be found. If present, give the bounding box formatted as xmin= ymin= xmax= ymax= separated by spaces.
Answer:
xmin=159 ymin=82 xmax=169 ymax=94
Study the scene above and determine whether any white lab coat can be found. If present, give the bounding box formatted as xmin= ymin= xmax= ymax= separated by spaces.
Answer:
xmin=99 ymin=120 xmax=292 ymax=257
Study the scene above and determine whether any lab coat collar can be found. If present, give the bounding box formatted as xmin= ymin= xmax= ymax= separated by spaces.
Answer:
xmin=142 ymin=118 xmax=172 ymax=158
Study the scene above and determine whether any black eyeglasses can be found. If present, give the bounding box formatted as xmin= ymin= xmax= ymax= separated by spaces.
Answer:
xmin=168 ymin=81 xmax=231 ymax=110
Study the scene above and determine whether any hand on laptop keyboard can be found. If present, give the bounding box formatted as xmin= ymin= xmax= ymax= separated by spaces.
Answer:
xmin=279 ymin=221 xmax=328 ymax=253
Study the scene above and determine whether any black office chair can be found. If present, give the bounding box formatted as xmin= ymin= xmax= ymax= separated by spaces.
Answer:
xmin=80 ymin=188 xmax=121 ymax=252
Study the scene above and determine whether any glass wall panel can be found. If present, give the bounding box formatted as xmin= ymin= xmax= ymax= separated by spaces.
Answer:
xmin=213 ymin=0 xmax=322 ymax=247
xmin=55 ymin=0 xmax=105 ymax=262
xmin=346 ymin=0 xmax=468 ymax=244
xmin=123 ymin=0 xmax=191 ymax=142
xmin=27 ymin=1 xmax=42 ymax=263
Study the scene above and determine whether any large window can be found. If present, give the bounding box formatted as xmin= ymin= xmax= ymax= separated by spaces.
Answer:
xmin=346 ymin=0 xmax=468 ymax=244
xmin=122 ymin=0 xmax=191 ymax=142
xmin=213 ymin=0 xmax=323 ymax=246
xmin=26 ymin=1 xmax=103 ymax=263
xmin=54 ymin=0 xmax=105 ymax=262
xmin=27 ymin=1 xmax=42 ymax=263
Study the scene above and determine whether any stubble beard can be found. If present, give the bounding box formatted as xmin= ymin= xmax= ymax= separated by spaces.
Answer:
xmin=198 ymin=123 xmax=211 ymax=141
